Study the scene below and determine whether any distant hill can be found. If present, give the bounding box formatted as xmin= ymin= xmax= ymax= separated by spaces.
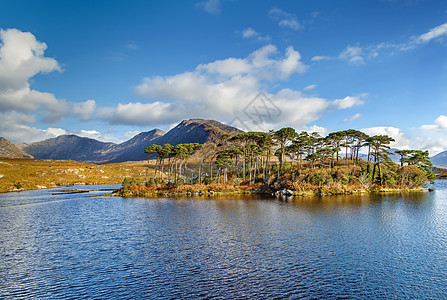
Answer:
xmin=17 ymin=119 xmax=242 ymax=163
xmin=431 ymin=150 xmax=447 ymax=168
xmin=150 ymin=119 xmax=241 ymax=146
xmin=0 ymin=137 xmax=34 ymax=159
xmin=104 ymin=129 xmax=166 ymax=163
xmin=19 ymin=135 xmax=116 ymax=162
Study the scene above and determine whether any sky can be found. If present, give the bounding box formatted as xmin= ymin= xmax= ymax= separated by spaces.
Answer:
xmin=1 ymin=0 xmax=447 ymax=155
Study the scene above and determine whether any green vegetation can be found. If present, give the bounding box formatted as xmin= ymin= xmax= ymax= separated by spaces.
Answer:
xmin=0 ymin=128 xmax=436 ymax=195
xmin=117 ymin=128 xmax=436 ymax=197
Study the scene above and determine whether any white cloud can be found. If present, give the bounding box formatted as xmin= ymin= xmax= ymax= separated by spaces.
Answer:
xmin=421 ymin=115 xmax=447 ymax=131
xmin=99 ymin=44 xmax=364 ymax=130
xmin=311 ymin=55 xmax=331 ymax=62
xmin=334 ymin=22 xmax=447 ymax=66
xmin=241 ymin=27 xmax=271 ymax=42
xmin=0 ymin=110 xmax=127 ymax=143
xmin=415 ymin=22 xmax=447 ymax=44
xmin=0 ymin=28 xmax=96 ymax=126
xmin=269 ymin=8 xmax=302 ymax=31
xmin=242 ymin=27 xmax=257 ymax=39
xmin=279 ymin=19 xmax=301 ymax=30
xmin=416 ymin=138 xmax=447 ymax=156
xmin=137 ymin=44 xmax=307 ymax=99
xmin=198 ymin=58 xmax=252 ymax=76
xmin=303 ymin=84 xmax=317 ymax=91
xmin=343 ymin=113 xmax=362 ymax=122
xmin=362 ymin=126 xmax=411 ymax=149
xmin=432 ymin=115 xmax=447 ymax=129
xmin=339 ymin=46 xmax=365 ymax=65
xmin=73 ymin=100 xmax=96 ymax=121
xmin=196 ymin=0 xmax=221 ymax=15
xmin=99 ymin=101 xmax=174 ymax=126
xmin=0 ymin=111 xmax=66 ymax=142
xmin=302 ymin=125 xmax=329 ymax=137
xmin=74 ymin=130 xmax=101 ymax=139
xmin=0 ymin=28 xmax=61 ymax=91
xmin=333 ymin=95 xmax=365 ymax=109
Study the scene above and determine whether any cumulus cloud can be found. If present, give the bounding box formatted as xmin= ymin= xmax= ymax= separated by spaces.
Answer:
xmin=0 ymin=28 xmax=97 ymax=140
xmin=0 ymin=110 xmax=127 ymax=143
xmin=99 ymin=101 xmax=173 ymax=126
xmin=196 ymin=0 xmax=221 ymax=15
xmin=302 ymin=124 xmax=329 ymax=137
xmin=269 ymin=8 xmax=301 ymax=30
xmin=98 ymin=44 xmax=363 ymax=131
xmin=73 ymin=100 xmax=96 ymax=121
xmin=421 ymin=115 xmax=447 ymax=131
xmin=0 ymin=28 xmax=66 ymax=116
xmin=361 ymin=125 xmax=447 ymax=156
xmin=361 ymin=126 xmax=412 ymax=149
xmin=135 ymin=45 xmax=307 ymax=104
xmin=103 ymin=43 xmax=363 ymax=130
xmin=0 ymin=111 xmax=65 ymax=142
xmin=0 ymin=28 xmax=61 ymax=91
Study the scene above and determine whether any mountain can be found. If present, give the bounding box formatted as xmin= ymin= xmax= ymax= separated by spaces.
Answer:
xmin=0 ymin=137 xmax=34 ymax=159
xmin=151 ymin=119 xmax=242 ymax=146
xmin=17 ymin=119 xmax=242 ymax=163
xmin=104 ymin=129 xmax=166 ymax=163
xmin=431 ymin=150 xmax=447 ymax=168
xmin=19 ymin=135 xmax=116 ymax=162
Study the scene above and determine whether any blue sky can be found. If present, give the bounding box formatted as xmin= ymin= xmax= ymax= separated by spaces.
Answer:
xmin=1 ymin=0 xmax=447 ymax=154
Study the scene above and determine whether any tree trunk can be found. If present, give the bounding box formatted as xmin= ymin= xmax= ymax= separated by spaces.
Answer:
xmin=200 ymin=160 xmax=205 ymax=184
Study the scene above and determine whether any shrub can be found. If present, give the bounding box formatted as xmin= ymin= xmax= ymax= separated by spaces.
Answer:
xmin=203 ymin=177 xmax=215 ymax=185
xmin=397 ymin=165 xmax=428 ymax=187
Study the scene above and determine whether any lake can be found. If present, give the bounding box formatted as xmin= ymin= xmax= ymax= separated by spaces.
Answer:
xmin=1 ymin=182 xmax=447 ymax=299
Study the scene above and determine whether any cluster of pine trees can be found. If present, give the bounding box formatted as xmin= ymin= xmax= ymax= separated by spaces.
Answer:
xmin=144 ymin=128 xmax=435 ymax=188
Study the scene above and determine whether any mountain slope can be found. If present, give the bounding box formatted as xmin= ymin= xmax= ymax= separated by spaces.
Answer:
xmin=20 ymin=135 xmax=116 ymax=162
xmin=152 ymin=119 xmax=242 ymax=145
xmin=431 ymin=150 xmax=447 ymax=167
xmin=105 ymin=129 xmax=166 ymax=163
xmin=108 ymin=119 xmax=243 ymax=162
xmin=0 ymin=137 xmax=34 ymax=159
xmin=16 ymin=119 xmax=242 ymax=163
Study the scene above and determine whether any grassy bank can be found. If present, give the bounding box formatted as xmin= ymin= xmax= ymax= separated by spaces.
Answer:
xmin=0 ymin=158 xmax=154 ymax=193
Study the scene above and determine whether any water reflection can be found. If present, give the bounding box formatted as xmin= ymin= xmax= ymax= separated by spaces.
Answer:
xmin=0 ymin=183 xmax=446 ymax=298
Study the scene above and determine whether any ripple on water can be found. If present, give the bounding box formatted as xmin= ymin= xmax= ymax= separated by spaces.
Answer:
xmin=1 ymin=183 xmax=447 ymax=298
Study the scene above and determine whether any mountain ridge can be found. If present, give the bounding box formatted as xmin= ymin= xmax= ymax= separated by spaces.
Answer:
xmin=16 ymin=119 xmax=242 ymax=163
xmin=0 ymin=137 xmax=34 ymax=159
xmin=430 ymin=150 xmax=447 ymax=168
xmin=7 ymin=118 xmax=447 ymax=166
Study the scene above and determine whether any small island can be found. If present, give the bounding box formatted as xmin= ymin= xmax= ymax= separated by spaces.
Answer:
xmin=114 ymin=128 xmax=436 ymax=198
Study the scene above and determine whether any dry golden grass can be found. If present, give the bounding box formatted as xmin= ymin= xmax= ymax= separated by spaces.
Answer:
xmin=0 ymin=158 xmax=156 ymax=193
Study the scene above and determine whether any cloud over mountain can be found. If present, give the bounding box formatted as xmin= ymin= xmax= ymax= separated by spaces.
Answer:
xmin=100 ymin=44 xmax=363 ymax=131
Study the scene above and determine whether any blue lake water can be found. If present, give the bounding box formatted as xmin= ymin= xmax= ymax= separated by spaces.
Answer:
xmin=1 ymin=182 xmax=447 ymax=299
